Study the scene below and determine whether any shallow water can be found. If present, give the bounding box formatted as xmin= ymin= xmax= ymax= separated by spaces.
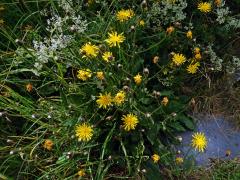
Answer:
xmin=176 ymin=115 xmax=240 ymax=166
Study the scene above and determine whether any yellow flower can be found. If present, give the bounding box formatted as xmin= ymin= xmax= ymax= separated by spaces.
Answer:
xmin=215 ymin=0 xmax=221 ymax=6
xmin=75 ymin=123 xmax=93 ymax=142
xmin=96 ymin=71 xmax=104 ymax=80
xmin=198 ymin=2 xmax=211 ymax=13
xmin=96 ymin=92 xmax=113 ymax=109
xmin=80 ymin=42 xmax=99 ymax=58
xmin=166 ymin=26 xmax=174 ymax=35
xmin=152 ymin=154 xmax=160 ymax=163
xmin=122 ymin=113 xmax=139 ymax=131
xmin=194 ymin=47 xmax=201 ymax=54
xmin=102 ymin=51 xmax=114 ymax=62
xmin=26 ymin=83 xmax=33 ymax=92
xmin=172 ymin=53 xmax=186 ymax=66
xmin=195 ymin=53 xmax=202 ymax=60
xmin=114 ymin=91 xmax=126 ymax=105
xmin=187 ymin=62 xmax=200 ymax=74
xmin=139 ymin=20 xmax=145 ymax=26
xmin=77 ymin=169 xmax=86 ymax=177
xmin=116 ymin=9 xmax=134 ymax=22
xmin=186 ymin=30 xmax=193 ymax=39
xmin=176 ymin=157 xmax=184 ymax=164
xmin=162 ymin=97 xmax=169 ymax=106
xmin=134 ymin=73 xmax=142 ymax=85
xmin=43 ymin=139 xmax=53 ymax=151
xmin=152 ymin=56 xmax=159 ymax=64
xmin=105 ymin=31 xmax=125 ymax=47
xmin=191 ymin=132 xmax=207 ymax=152
xmin=77 ymin=69 xmax=92 ymax=81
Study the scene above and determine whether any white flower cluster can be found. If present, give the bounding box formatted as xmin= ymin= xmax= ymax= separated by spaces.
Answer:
xmin=206 ymin=45 xmax=223 ymax=71
xmin=33 ymin=34 xmax=72 ymax=71
xmin=226 ymin=56 xmax=240 ymax=74
xmin=216 ymin=6 xmax=230 ymax=24
xmin=149 ymin=0 xmax=187 ymax=26
xmin=32 ymin=0 xmax=88 ymax=72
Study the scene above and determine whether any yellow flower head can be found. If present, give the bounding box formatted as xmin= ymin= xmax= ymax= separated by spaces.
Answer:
xmin=80 ymin=42 xmax=99 ymax=58
xmin=187 ymin=62 xmax=200 ymax=74
xmin=102 ymin=51 xmax=114 ymax=62
xmin=96 ymin=71 xmax=104 ymax=80
xmin=26 ymin=83 xmax=33 ymax=92
xmin=194 ymin=47 xmax=201 ymax=54
xmin=166 ymin=26 xmax=175 ymax=35
xmin=195 ymin=53 xmax=202 ymax=60
xmin=77 ymin=69 xmax=92 ymax=81
xmin=176 ymin=157 xmax=184 ymax=164
xmin=134 ymin=73 xmax=142 ymax=85
xmin=153 ymin=56 xmax=160 ymax=64
xmin=114 ymin=91 xmax=126 ymax=105
xmin=172 ymin=53 xmax=186 ymax=66
xmin=96 ymin=92 xmax=113 ymax=109
xmin=105 ymin=31 xmax=125 ymax=47
xmin=139 ymin=20 xmax=145 ymax=26
xmin=116 ymin=9 xmax=134 ymax=22
xmin=191 ymin=132 xmax=207 ymax=152
xmin=215 ymin=0 xmax=221 ymax=6
xmin=75 ymin=123 xmax=93 ymax=142
xmin=198 ymin=2 xmax=212 ymax=13
xmin=43 ymin=139 xmax=53 ymax=151
xmin=152 ymin=154 xmax=160 ymax=163
xmin=186 ymin=30 xmax=193 ymax=39
xmin=122 ymin=113 xmax=139 ymax=131
xmin=77 ymin=169 xmax=86 ymax=177
xmin=162 ymin=97 xmax=169 ymax=106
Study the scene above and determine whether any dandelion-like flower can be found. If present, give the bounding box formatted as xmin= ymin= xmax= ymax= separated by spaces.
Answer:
xmin=134 ymin=73 xmax=142 ymax=85
xmin=139 ymin=20 xmax=145 ymax=26
xmin=176 ymin=157 xmax=184 ymax=164
xmin=26 ymin=83 xmax=33 ymax=92
xmin=105 ymin=31 xmax=125 ymax=47
xmin=152 ymin=154 xmax=160 ymax=163
xmin=114 ymin=91 xmax=126 ymax=105
xmin=77 ymin=69 xmax=92 ymax=81
xmin=186 ymin=30 xmax=193 ymax=39
xmin=172 ymin=53 xmax=186 ymax=66
xmin=96 ymin=71 xmax=104 ymax=80
xmin=96 ymin=93 xmax=113 ymax=109
xmin=198 ymin=2 xmax=212 ymax=13
xmin=122 ymin=113 xmax=139 ymax=131
xmin=187 ymin=62 xmax=200 ymax=74
xmin=43 ymin=139 xmax=53 ymax=151
xmin=215 ymin=0 xmax=221 ymax=6
xmin=77 ymin=169 xmax=86 ymax=177
xmin=191 ymin=132 xmax=207 ymax=152
xmin=166 ymin=26 xmax=175 ymax=35
xmin=80 ymin=42 xmax=99 ymax=58
xmin=195 ymin=53 xmax=202 ymax=60
xmin=116 ymin=9 xmax=134 ymax=22
xmin=162 ymin=97 xmax=169 ymax=106
xmin=102 ymin=51 xmax=114 ymax=62
xmin=194 ymin=47 xmax=201 ymax=54
xmin=75 ymin=123 xmax=93 ymax=142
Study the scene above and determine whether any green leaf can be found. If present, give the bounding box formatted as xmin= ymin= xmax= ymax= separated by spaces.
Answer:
xmin=139 ymin=98 xmax=153 ymax=105
xmin=177 ymin=114 xmax=195 ymax=130
xmin=143 ymin=161 xmax=163 ymax=180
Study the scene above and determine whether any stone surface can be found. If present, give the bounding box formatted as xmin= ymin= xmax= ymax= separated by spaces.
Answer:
xmin=176 ymin=115 xmax=240 ymax=166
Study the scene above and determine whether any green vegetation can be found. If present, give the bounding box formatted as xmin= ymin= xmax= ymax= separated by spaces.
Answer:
xmin=0 ymin=0 xmax=239 ymax=179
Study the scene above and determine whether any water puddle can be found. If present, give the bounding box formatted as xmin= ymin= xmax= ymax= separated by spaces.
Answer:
xmin=176 ymin=115 xmax=240 ymax=166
